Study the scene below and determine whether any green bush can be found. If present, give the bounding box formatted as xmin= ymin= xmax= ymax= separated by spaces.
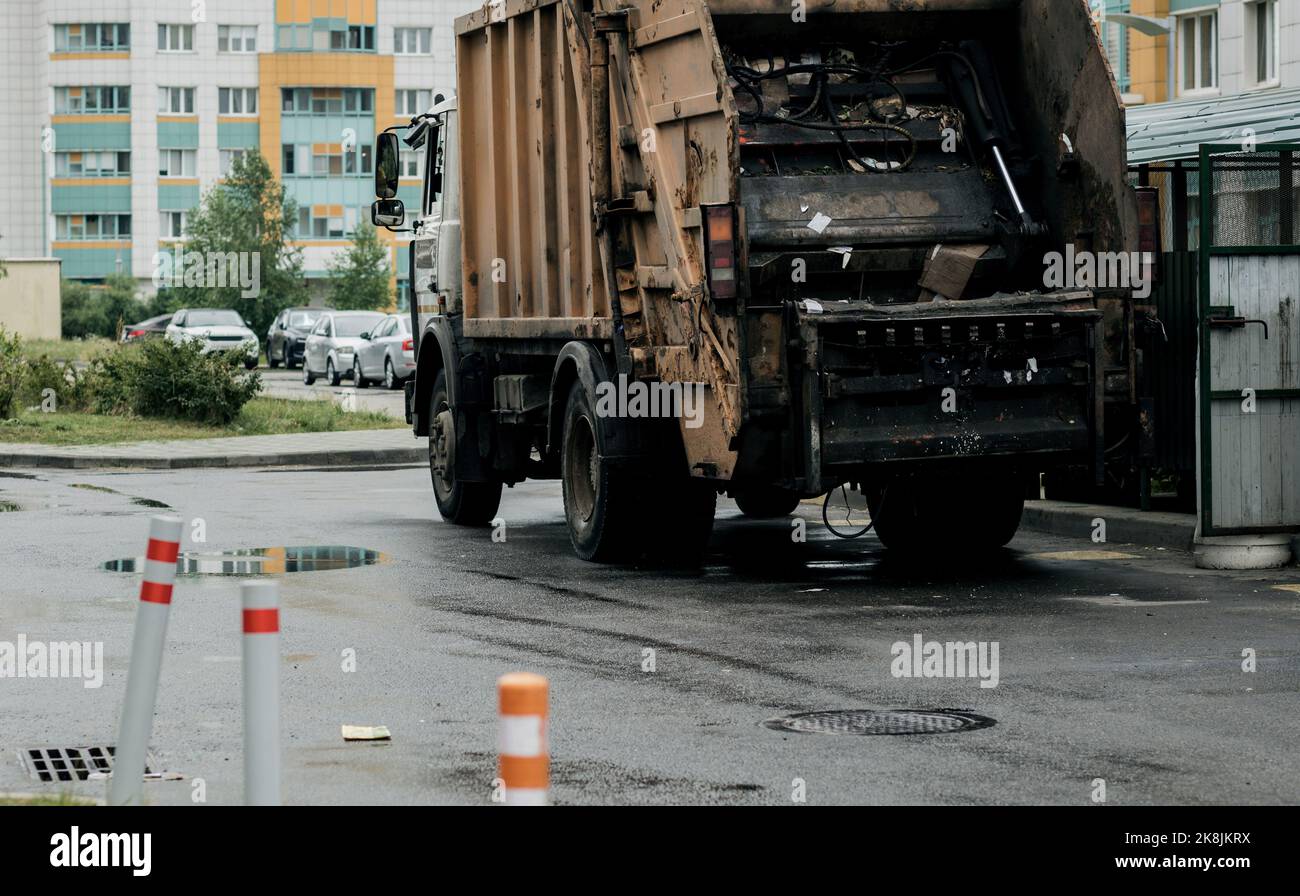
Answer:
xmin=17 ymin=353 xmax=91 ymax=412
xmin=86 ymin=338 xmax=261 ymax=425
xmin=0 ymin=328 xmax=22 ymax=419
xmin=61 ymin=274 xmax=146 ymax=340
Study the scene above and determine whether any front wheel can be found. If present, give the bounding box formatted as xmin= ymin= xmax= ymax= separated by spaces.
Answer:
xmin=303 ymin=361 xmax=316 ymax=385
xmin=734 ymin=486 xmax=800 ymax=519
xmin=268 ymin=346 xmax=280 ymax=369
xmin=354 ymin=357 xmax=369 ymax=388
xmin=327 ymin=358 xmax=341 ymax=387
xmin=430 ymin=369 xmax=502 ymax=525
xmin=244 ymin=358 xmax=258 ymax=370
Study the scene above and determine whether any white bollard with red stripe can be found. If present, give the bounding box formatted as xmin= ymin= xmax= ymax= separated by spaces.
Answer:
xmin=109 ymin=515 xmax=183 ymax=806
xmin=497 ymin=672 xmax=548 ymax=806
xmin=241 ymin=579 xmax=281 ymax=805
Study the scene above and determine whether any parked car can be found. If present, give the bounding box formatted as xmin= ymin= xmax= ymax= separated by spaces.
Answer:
xmin=165 ymin=308 xmax=259 ymax=369
xmin=121 ymin=313 xmax=173 ymax=344
xmin=352 ymin=314 xmax=415 ymax=390
xmin=266 ymin=306 xmax=330 ymax=369
xmin=302 ymin=311 xmax=387 ymax=386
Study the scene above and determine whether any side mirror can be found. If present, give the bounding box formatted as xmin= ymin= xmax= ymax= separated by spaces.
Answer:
xmin=375 ymin=131 xmax=400 ymax=199
xmin=360 ymin=332 xmax=371 ymax=340
xmin=371 ymin=198 xmax=405 ymax=229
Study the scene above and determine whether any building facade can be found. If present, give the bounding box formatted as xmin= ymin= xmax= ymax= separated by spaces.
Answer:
xmin=0 ymin=0 xmax=475 ymax=307
xmin=1096 ymin=0 xmax=1299 ymax=106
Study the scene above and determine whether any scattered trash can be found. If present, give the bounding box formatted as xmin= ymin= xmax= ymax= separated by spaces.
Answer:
xmin=829 ymin=246 xmax=853 ymax=269
xmin=798 ymin=588 xmax=827 ymax=593
xmin=807 ymin=212 xmax=832 ymax=234
xmin=342 ymin=725 xmax=392 ymax=741
xmin=801 ymin=299 xmax=824 ymax=314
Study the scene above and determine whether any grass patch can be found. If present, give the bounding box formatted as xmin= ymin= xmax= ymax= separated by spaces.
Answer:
xmin=0 ymin=792 xmax=100 ymax=806
xmin=22 ymin=337 xmax=114 ymax=364
xmin=0 ymin=397 xmax=404 ymax=446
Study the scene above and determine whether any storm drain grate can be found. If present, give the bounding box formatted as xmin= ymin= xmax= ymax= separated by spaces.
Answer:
xmin=18 ymin=746 xmax=153 ymax=782
xmin=763 ymin=709 xmax=995 ymax=736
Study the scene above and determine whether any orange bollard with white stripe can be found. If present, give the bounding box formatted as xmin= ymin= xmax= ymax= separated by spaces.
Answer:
xmin=241 ymin=580 xmax=281 ymax=806
xmin=497 ymin=673 xmax=548 ymax=806
xmin=109 ymin=515 xmax=183 ymax=806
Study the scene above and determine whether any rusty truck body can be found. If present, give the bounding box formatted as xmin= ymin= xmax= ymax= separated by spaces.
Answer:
xmin=371 ymin=0 xmax=1147 ymax=561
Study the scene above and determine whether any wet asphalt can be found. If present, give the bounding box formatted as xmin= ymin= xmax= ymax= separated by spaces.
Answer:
xmin=1 ymin=464 xmax=1298 ymax=806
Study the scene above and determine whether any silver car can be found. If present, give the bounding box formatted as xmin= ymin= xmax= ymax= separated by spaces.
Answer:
xmin=302 ymin=311 xmax=387 ymax=386
xmin=165 ymin=308 xmax=260 ymax=369
xmin=352 ymin=314 xmax=415 ymax=390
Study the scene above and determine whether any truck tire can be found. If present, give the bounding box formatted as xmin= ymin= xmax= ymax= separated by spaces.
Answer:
xmin=561 ymin=380 xmax=641 ymax=561
xmin=734 ymin=486 xmax=800 ymax=519
xmin=867 ymin=478 xmax=1024 ymax=553
xmin=647 ymin=476 xmax=716 ymax=566
xmin=429 ymin=369 xmax=502 ymax=526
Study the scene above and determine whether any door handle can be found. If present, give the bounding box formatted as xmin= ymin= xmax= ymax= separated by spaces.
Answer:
xmin=1207 ymin=316 xmax=1269 ymax=339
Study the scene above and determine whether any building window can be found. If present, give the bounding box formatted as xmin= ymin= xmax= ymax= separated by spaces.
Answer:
xmin=54 ymin=23 xmax=130 ymax=52
xmin=158 ymin=24 xmax=194 ymax=52
xmin=396 ymin=89 xmax=433 ymax=117
xmin=1247 ymin=0 xmax=1278 ymax=86
xmin=158 ymin=149 xmax=197 ymax=178
xmin=280 ymin=87 xmax=373 ymax=115
xmin=394 ymin=28 xmax=432 ymax=55
xmin=1177 ymin=11 xmax=1217 ymax=95
xmin=55 ymin=214 xmax=132 ymax=240
xmin=159 ymin=86 xmax=195 ymax=115
xmin=54 ymin=151 xmax=131 ymax=177
xmin=218 ymin=25 xmax=257 ymax=53
xmin=399 ymin=149 xmax=422 ymax=178
xmin=297 ymin=208 xmax=348 ymax=239
xmin=219 ymin=87 xmax=258 ymax=115
xmin=159 ymin=211 xmax=188 ymax=240
xmin=53 ymin=86 xmax=130 ymax=114
xmin=219 ymin=149 xmax=249 ymax=177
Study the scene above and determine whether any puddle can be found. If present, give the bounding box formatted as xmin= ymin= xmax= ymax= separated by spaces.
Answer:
xmin=0 ymin=500 xmax=23 ymax=512
xmin=102 ymin=545 xmax=389 ymax=576
xmin=70 ymin=483 xmax=173 ymax=510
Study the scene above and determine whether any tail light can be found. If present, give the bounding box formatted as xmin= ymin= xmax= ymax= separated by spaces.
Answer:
xmin=702 ymin=204 xmax=738 ymax=300
xmin=1134 ymin=186 xmax=1162 ymax=288
xmin=401 ymin=338 xmax=413 ymax=352
xmin=129 ymin=329 xmax=146 ymax=338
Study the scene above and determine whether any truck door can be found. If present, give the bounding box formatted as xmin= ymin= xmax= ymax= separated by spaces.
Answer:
xmin=1197 ymin=144 xmax=1300 ymax=537
xmin=410 ymin=108 xmax=459 ymax=350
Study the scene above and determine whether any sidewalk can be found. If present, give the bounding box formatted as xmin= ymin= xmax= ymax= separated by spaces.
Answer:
xmin=0 ymin=429 xmax=425 ymax=470
xmin=1020 ymin=500 xmax=1197 ymax=551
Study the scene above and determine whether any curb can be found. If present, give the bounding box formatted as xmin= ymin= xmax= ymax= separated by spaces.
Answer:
xmin=1020 ymin=500 xmax=1197 ymax=552
xmin=0 ymin=446 xmax=425 ymax=471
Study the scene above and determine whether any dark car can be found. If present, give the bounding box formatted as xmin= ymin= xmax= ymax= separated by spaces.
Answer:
xmin=266 ymin=307 xmax=331 ymax=369
xmin=120 ymin=313 xmax=173 ymax=343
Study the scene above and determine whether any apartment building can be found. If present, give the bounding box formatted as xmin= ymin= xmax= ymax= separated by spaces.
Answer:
xmin=0 ymin=0 xmax=475 ymax=307
xmin=1096 ymin=0 xmax=1298 ymax=105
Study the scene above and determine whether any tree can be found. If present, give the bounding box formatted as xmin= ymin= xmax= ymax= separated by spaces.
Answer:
xmin=61 ymin=273 xmax=145 ymax=339
xmin=326 ymin=221 xmax=392 ymax=311
xmin=167 ymin=150 xmax=307 ymax=335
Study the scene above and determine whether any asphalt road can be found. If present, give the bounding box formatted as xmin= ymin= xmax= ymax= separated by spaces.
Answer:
xmin=2 ymin=465 xmax=1298 ymax=805
xmin=259 ymin=367 xmax=406 ymax=420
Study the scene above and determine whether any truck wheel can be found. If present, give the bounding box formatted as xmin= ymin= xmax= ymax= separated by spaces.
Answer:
xmin=647 ymin=476 xmax=716 ymax=566
xmin=429 ymin=369 xmax=502 ymax=526
xmin=561 ymin=380 xmax=640 ymax=561
xmin=734 ymin=486 xmax=800 ymax=519
xmin=867 ymin=478 xmax=1024 ymax=553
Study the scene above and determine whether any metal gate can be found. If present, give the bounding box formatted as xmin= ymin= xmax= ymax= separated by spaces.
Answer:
xmin=1197 ymin=144 xmax=1300 ymax=536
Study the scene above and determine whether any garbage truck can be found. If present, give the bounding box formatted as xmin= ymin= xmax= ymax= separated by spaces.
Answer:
xmin=371 ymin=0 xmax=1154 ymax=562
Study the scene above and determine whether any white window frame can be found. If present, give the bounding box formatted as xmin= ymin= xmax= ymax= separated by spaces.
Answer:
xmin=159 ymin=86 xmax=196 ymax=116
xmin=158 ymin=148 xmax=197 ymax=178
xmin=1245 ymin=0 xmax=1279 ymax=89
xmin=394 ymin=28 xmax=431 ymax=55
xmin=159 ymin=210 xmax=188 ymax=240
xmin=396 ymin=88 xmax=432 ymax=117
xmin=218 ymin=87 xmax=258 ymax=116
xmin=219 ymin=148 xmax=249 ymax=177
xmin=218 ymin=25 xmax=257 ymax=53
xmin=1175 ymin=8 xmax=1219 ymax=98
xmin=158 ymin=24 xmax=194 ymax=53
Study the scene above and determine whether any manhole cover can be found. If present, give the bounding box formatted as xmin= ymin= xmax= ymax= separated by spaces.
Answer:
xmin=18 ymin=746 xmax=154 ymax=782
xmin=763 ymin=709 xmax=995 ymax=736
xmin=102 ymin=545 xmax=389 ymax=576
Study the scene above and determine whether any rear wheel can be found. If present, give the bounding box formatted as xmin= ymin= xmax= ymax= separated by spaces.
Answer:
xmin=734 ymin=485 xmax=800 ymax=519
xmin=268 ymin=345 xmax=280 ymax=369
xmin=430 ymin=369 xmax=502 ymax=525
xmin=560 ymin=380 xmax=641 ymax=561
xmin=384 ymin=358 xmax=399 ymax=390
